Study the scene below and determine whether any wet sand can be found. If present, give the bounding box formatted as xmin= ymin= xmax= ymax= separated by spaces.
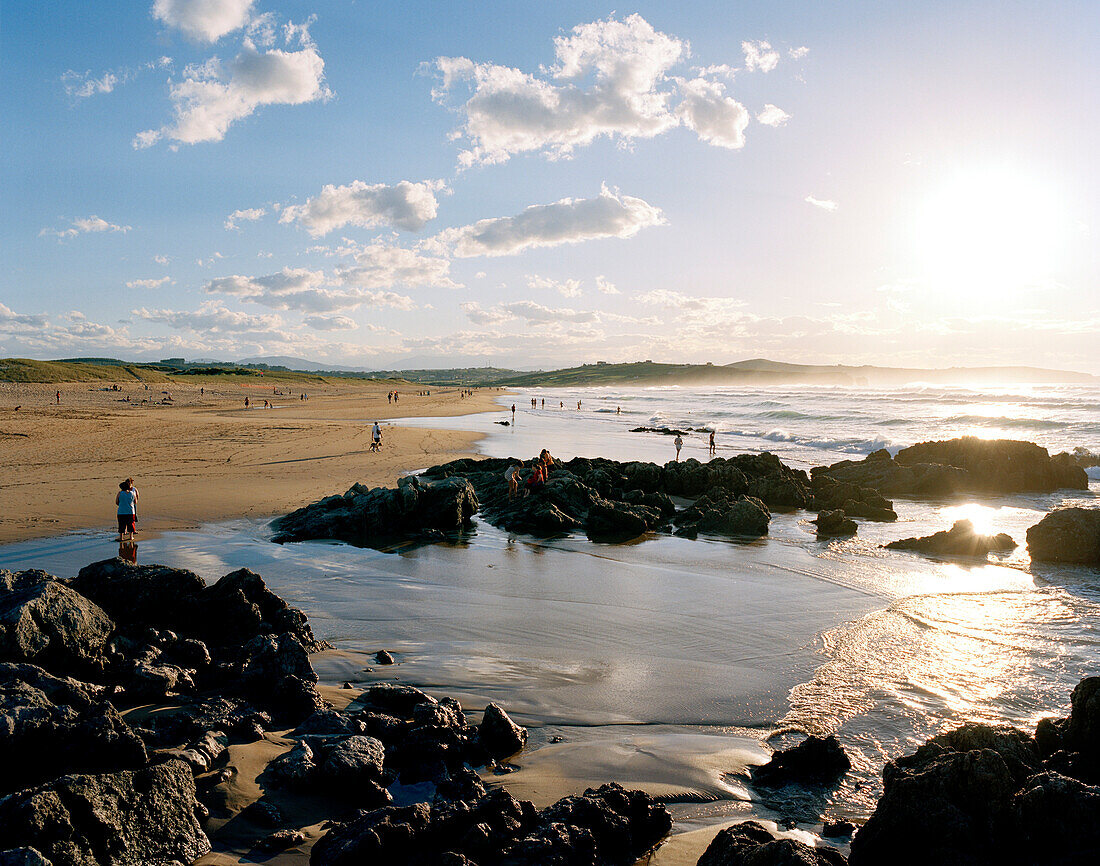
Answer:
xmin=0 ymin=379 xmax=502 ymax=543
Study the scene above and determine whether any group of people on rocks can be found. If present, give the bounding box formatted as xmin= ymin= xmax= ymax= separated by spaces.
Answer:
xmin=505 ymin=448 xmax=555 ymax=498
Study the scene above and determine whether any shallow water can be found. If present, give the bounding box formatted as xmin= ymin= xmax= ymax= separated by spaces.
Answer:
xmin=4 ymin=383 xmax=1100 ymax=851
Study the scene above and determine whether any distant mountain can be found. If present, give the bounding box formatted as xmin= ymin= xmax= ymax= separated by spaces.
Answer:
xmin=236 ymin=355 xmax=367 ymax=372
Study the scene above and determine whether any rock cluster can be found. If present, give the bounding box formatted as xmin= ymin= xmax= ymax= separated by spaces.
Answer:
xmin=849 ymin=679 xmax=1100 ymax=865
xmin=815 ymin=437 xmax=1087 ymax=497
xmin=1026 ymin=507 xmax=1100 ymax=564
xmin=698 ymin=821 xmax=846 ymax=866
xmin=884 ymin=519 xmax=1016 ymax=557
xmin=273 ymin=475 xmax=479 ymax=545
xmin=753 ymin=735 xmax=852 ymax=788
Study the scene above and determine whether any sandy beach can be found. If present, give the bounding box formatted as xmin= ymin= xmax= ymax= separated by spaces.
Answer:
xmin=0 ymin=378 xmax=503 ymax=544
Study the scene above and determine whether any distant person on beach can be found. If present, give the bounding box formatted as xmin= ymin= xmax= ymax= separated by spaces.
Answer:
xmin=56 ymin=390 xmax=60 ymax=404
xmin=244 ymin=396 xmax=249 ymax=408
xmin=371 ymin=421 xmax=382 ymax=451
xmin=511 ymin=404 xmax=516 ymax=421
xmin=115 ymin=478 xmax=138 ymax=541
xmin=541 ymin=398 xmax=545 ymax=408
xmin=709 ymin=431 xmax=716 ymax=456
xmin=674 ymin=434 xmax=684 ymax=461
xmin=616 ymin=406 xmax=621 ymax=415
xmin=577 ymin=400 xmax=582 ymax=410
xmin=560 ymin=401 xmax=564 ymax=409
xmin=505 ymin=464 xmax=521 ymax=498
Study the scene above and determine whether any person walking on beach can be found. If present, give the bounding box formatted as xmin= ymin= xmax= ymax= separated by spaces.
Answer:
xmin=709 ymin=431 xmax=716 ymax=457
xmin=511 ymin=403 xmax=516 ymax=422
xmin=115 ymin=478 xmax=138 ymax=541
xmin=674 ymin=434 xmax=684 ymax=461
xmin=371 ymin=421 xmax=382 ymax=451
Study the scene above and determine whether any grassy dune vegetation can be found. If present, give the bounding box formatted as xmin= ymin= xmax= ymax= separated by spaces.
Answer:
xmin=0 ymin=358 xmax=376 ymax=386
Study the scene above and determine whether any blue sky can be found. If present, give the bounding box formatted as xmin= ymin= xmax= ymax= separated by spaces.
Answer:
xmin=2 ymin=1 xmax=1097 ymax=371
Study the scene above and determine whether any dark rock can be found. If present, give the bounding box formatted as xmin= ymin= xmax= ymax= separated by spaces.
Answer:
xmin=821 ymin=819 xmax=855 ymax=838
xmin=198 ymin=567 xmax=325 ymax=650
xmin=698 ymin=820 xmax=847 ymax=865
xmin=811 ymin=475 xmax=897 ymax=522
xmin=241 ymin=799 xmax=285 ymax=828
xmin=0 ymin=663 xmax=147 ymax=795
xmin=885 ymin=519 xmax=1016 ymax=557
xmin=0 ymin=758 xmax=210 ymax=866
xmin=586 ymin=498 xmax=664 ymax=541
xmin=813 ymin=510 xmax=857 ymax=536
xmin=375 ymin=650 xmax=395 ymax=665
xmin=0 ymin=570 xmax=113 ymax=672
xmin=156 ymin=730 xmax=228 ymax=774
xmin=365 ymin=683 xmax=437 ymax=716
xmin=479 ymin=702 xmax=528 ymax=759
xmin=815 ymin=437 xmax=1087 ymax=499
xmin=321 ymin=735 xmax=386 ymax=784
xmin=754 ymin=735 xmax=852 ymax=787
xmin=674 ymin=492 xmax=770 ymax=538
xmin=1012 ymin=771 xmax=1100 ymax=864
xmin=70 ymin=559 xmax=207 ymax=633
xmin=272 ymin=475 xmax=478 ymax=546
xmin=237 ymin=632 xmax=321 ymax=721
xmin=293 ymin=708 xmax=362 ymax=737
xmin=1026 ymin=507 xmax=1100 ymax=564
xmin=269 ymin=740 xmax=317 ymax=788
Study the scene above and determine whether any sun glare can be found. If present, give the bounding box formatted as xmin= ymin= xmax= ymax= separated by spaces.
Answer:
xmin=913 ymin=165 xmax=1067 ymax=293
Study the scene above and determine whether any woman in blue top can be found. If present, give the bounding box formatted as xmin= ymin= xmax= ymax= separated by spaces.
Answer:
xmin=115 ymin=478 xmax=138 ymax=540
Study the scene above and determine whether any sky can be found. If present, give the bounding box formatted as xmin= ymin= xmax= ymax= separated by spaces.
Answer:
xmin=2 ymin=0 xmax=1098 ymax=372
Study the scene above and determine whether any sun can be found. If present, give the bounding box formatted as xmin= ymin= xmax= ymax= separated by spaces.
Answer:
xmin=911 ymin=165 xmax=1067 ymax=294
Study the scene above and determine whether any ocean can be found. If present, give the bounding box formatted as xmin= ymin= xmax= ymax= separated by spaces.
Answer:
xmin=3 ymin=382 xmax=1098 ymax=855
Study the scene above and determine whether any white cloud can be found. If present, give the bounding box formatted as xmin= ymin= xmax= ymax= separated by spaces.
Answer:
xmin=0 ymin=303 xmax=49 ymax=330
xmin=63 ymin=70 xmax=119 ymax=99
xmin=756 ymin=104 xmax=790 ymax=127
xmin=196 ymin=252 xmax=225 ymax=266
xmin=279 ymin=179 xmax=444 ymax=236
xmin=461 ymin=300 xmax=598 ymax=326
xmin=305 ymin=314 xmax=357 ymax=331
xmin=126 ymin=277 xmax=172 ymax=289
xmin=436 ymin=185 xmax=664 ymax=258
xmin=527 ymin=274 xmax=582 ymax=297
xmin=204 ymin=266 xmax=418 ymax=313
xmin=742 ymin=40 xmax=780 ymax=72
xmin=789 ymin=46 xmax=810 ymax=60
xmin=677 ymin=76 xmax=750 ymax=149
xmin=154 ymin=254 xmax=171 ymax=264
xmin=596 ymin=275 xmax=620 ymax=294
xmin=135 ymin=300 xmax=284 ymax=333
xmin=805 ymin=195 xmax=838 ymax=212
xmin=40 ymin=216 xmax=132 ymax=240
xmin=224 ymin=207 xmax=266 ymax=230
xmin=634 ymin=290 xmax=747 ymax=322
xmin=356 ymin=290 xmax=417 ymax=311
xmin=335 ymin=239 xmax=459 ymax=289
xmin=152 ymin=0 xmax=256 ymax=43
xmin=136 ymin=24 xmax=329 ymax=147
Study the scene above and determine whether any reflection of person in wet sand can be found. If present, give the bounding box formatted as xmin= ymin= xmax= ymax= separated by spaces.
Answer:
xmin=118 ymin=539 xmax=137 ymax=563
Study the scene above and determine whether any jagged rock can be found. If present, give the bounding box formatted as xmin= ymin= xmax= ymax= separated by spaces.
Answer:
xmin=885 ymin=519 xmax=1016 ymax=557
xmin=321 ymin=735 xmax=386 ymax=784
xmin=269 ymin=740 xmax=317 ymax=788
xmin=258 ymin=829 xmax=307 ymax=851
xmin=70 ymin=560 xmax=206 ymax=633
xmin=821 ymin=819 xmax=855 ymax=838
xmin=272 ymin=475 xmax=478 ymax=546
xmin=197 ymin=567 xmax=324 ymax=650
xmin=375 ymin=650 xmax=395 ymax=665
xmin=674 ymin=492 xmax=770 ymax=538
xmin=698 ymin=820 xmax=847 ymax=865
xmin=0 ymin=570 xmax=113 ymax=671
xmin=0 ymin=663 xmax=147 ymax=795
xmin=311 ymin=783 xmax=669 ymax=866
xmin=365 ymin=683 xmax=437 ymax=716
xmin=586 ymin=498 xmax=665 ymax=541
xmin=157 ymin=730 xmax=228 ymax=775
xmin=815 ymin=437 xmax=1087 ymax=499
xmin=0 ymin=850 xmax=52 ymax=866
xmin=813 ymin=510 xmax=857 ymax=536
xmin=1012 ymin=771 xmax=1100 ymax=864
xmin=479 ymin=702 xmax=528 ymax=760
xmin=811 ymin=475 xmax=897 ymax=522
xmin=1026 ymin=507 xmax=1100 ymax=564
xmin=0 ymin=759 xmax=210 ymax=866
xmin=754 ymin=735 xmax=852 ymax=787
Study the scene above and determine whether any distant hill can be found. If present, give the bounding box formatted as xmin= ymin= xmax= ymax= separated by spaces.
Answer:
xmin=0 ymin=358 xmax=171 ymax=384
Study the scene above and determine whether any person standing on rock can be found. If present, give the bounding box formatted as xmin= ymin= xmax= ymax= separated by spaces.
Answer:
xmin=115 ymin=478 xmax=138 ymax=541
xmin=674 ymin=434 xmax=684 ymax=461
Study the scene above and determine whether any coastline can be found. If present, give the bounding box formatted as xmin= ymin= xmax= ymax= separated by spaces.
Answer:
xmin=0 ymin=379 xmax=506 ymax=545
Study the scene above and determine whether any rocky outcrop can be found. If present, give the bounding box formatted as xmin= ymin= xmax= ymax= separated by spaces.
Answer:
xmin=813 ymin=510 xmax=857 ymax=536
xmin=0 ymin=570 xmax=113 ymax=672
xmin=0 ymin=759 xmax=210 ymax=866
xmin=811 ymin=475 xmax=897 ymax=522
xmin=674 ymin=493 xmax=771 ymax=539
xmin=884 ymin=519 xmax=1016 ymax=557
xmin=849 ymin=681 xmax=1100 ymax=866
xmin=272 ymin=475 xmax=479 ymax=545
xmin=814 ymin=437 xmax=1087 ymax=498
xmin=1026 ymin=507 xmax=1100 ymax=564
xmin=311 ymin=782 xmax=670 ymax=866
xmin=479 ymin=702 xmax=528 ymax=760
xmin=698 ymin=821 xmax=847 ymax=866
xmin=753 ymin=735 xmax=852 ymax=787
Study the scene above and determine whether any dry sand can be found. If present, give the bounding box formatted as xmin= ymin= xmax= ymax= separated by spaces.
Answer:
xmin=0 ymin=378 xmax=504 ymax=544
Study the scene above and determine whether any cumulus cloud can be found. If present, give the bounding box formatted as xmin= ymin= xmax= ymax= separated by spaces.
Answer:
xmin=756 ymin=104 xmax=790 ymax=126
xmin=461 ymin=300 xmax=598 ymax=326
xmin=126 ymin=276 xmax=173 ymax=289
xmin=279 ymin=180 xmax=444 ymax=236
xmin=225 ymin=207 xmax=266 ymax=230
xmin=152 ymin=0 xmax=256 ymax=43
xmin=596 ymin=275 xmax=620 ymax=294
xmin=305 ymin=314 xmax=357 ymax=331
xmin=789 ymin=46 xmax=810 ymax=60
xmin=742 ymin=40 xmax=780 ymax=72
xmin=431 ymin=14 xmax=787 ymax=166
xmin=204 ymin=266 xmax=418 ymax=313
xmin=677 ymin=76 xmax=750 ymax=149
xmin=0 ymin=303 xmax=49 ymax=330
xmin=805 ymin=195 xmax=838 ymax=212
xmin=136 ymin=23 xmax=329 ymax=147
xmin=334 ymin=239 xmax=459 ymax=289
xmin=40 ymin=216 xmax=132 ymax=240
xmin=436 ymin=186 xmax=664 ymax=258
xmin=135 ymin=300 xmax=284 ymax=333
xmin=527 ymin=274 xmax=582 ymax=297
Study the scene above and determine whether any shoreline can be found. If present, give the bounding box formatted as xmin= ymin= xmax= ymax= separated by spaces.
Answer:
xmin=0 ymin=379 xmax=508 ymax=545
